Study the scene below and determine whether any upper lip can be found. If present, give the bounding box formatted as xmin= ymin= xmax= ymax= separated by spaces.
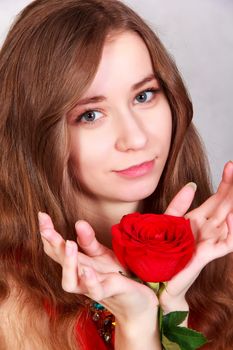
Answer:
xmin=115 ymin=159 xmax=154 ymax=172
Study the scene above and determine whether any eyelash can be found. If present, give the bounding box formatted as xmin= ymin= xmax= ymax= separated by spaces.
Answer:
xmin=75 ymin=87 xmax=160 ymax=125
xmin=135 ymin=87 xmax=159 ymax=104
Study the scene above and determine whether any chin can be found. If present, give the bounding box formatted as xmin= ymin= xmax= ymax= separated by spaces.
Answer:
xmin=116 ymin=183 xmax=157 ymax=202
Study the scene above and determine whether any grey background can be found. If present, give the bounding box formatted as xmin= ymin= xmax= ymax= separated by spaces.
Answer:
xmin=0 ymin=0 xmax=232 ymax=188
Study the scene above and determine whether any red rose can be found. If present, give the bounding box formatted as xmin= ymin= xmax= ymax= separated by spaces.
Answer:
xmin=111 ymin=213 xmax=195 ymax=282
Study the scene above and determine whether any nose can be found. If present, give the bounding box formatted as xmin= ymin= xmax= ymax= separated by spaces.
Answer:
xmin=114 ymin=109 xmax=148 ymax=152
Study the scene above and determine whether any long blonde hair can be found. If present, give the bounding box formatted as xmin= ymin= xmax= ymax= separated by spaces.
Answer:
xmin=0 ymin=0 xmax=232 ymax=348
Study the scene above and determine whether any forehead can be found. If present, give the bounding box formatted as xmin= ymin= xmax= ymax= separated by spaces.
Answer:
xmin=83 ymin=31 xmax=154 ymax=97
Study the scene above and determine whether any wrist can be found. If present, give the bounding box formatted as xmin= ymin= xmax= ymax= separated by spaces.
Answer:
xmin=115 ymin=315 xmax=162 ymax=350
xmin=159 ymin=286 xmax=189 ymax=314
xmin=114 ymin=290 xmax=159 ymax=329
xmin=159 ymin=297 xmax=189 ymax=327
xmin=116 ymin=317 xmax=158 ymax=339
xmin=160 ymin=296 xmax=189 ymax=315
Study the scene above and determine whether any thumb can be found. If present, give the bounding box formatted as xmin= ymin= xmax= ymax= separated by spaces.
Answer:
xmin=165 ymin=182 xmax=197 ymax=216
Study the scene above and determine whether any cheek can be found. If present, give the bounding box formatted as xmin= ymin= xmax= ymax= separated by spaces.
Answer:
xmin=69 ymin=132 xmax=111 ymax=174
xmin=148 ymin=103 xmax=172 ymax=149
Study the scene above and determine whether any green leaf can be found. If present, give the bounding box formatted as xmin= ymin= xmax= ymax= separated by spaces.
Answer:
xmin=163 ymin=311 xmax=189 ymax=329
xmin=163 ymin=326 xmax=207 ymax=350
xmin=162 ymin=334 xmax=181 ymax=350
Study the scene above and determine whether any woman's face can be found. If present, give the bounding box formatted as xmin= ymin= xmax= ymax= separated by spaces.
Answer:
xmin=67 ymin=31 xmax=172 ymax=203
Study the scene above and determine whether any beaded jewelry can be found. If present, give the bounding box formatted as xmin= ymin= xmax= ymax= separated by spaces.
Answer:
xmin=88 ymin=300 xmax=115 ymax=346
xmin=86 ymin=271 xmax=128 ymax=347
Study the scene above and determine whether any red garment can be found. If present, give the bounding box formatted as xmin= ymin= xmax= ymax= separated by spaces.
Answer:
xmin=76 ymin=309 xmax=114 ymax=350
xmin=44 ymin=301 xmax=114 ymax=349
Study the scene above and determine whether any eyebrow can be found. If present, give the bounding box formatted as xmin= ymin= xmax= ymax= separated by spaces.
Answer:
xmin=76 ymin=74 xmax=157 ymax=106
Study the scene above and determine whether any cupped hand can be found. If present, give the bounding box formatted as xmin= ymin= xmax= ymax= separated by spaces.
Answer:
xmin=38 ymin=213 xmax=158 ymax=324
xmin=39 ymin=213 xmax=126 ymax=274
xmin=160 ymin=161 xmax=233 ymax=313
xmin=166 ymin=161 xmax=233 ymax=240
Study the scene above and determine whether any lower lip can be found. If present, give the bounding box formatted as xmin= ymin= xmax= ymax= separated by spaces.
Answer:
xmin=115 ymin=160 xmax=155 ymax=178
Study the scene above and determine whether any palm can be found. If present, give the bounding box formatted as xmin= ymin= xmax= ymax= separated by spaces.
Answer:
xmin=161 ymin=161 xmax=233 ymax=301
xmin=39 ymin=213 xmax=158 ymax=318
xmin=79 ymin=248 xmax=125 ymax=274
xmin=39 ymin=215 xmax=127 ymax=275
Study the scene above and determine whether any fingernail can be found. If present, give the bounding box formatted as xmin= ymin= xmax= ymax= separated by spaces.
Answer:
xmin=81 ymin=267 xmax=90 ymax=278
xmin=38 ymin=211 xmax=48 ymax=224
xmin=65 ymin=240 xmax=74 ymax=256
xmin=81 ymin=268 xmax=86 ymax=277
xmin=75 ymin=220 xmax=87 ymax=233
xmin=186 ymin=182 xmax=197 ymax=191
xmin=75 ymin=221 xmax=80 ymax=235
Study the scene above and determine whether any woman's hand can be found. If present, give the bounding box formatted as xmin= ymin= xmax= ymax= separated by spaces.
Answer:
xmin=39 ymin=214 xmax=126 ymax=275
xmin=38 ymin=213 xmax=158 ymax=330
xmin=160 ymin=161 xmax=233 ymax=317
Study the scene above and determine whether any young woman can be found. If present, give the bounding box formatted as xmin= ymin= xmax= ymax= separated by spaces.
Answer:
xmin=0 ymin=0 xmax=232 ymax=349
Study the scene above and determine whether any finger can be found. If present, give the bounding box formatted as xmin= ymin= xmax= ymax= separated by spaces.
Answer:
xmin=79 ymin=269 xmax=133 ymax=302
xmin=205 ymin=162 xmax=233 ymax=220
xmin=186 ymin=162 xmax=233 ymax=224
xmin=217 ymin=221 xmax=229 ymax=240
xmin=222 ymin=212 xmax=233 ymax=252
xmin=38 ymin=212 xmax=65 ymax=263
xmin=189 ymin=190 xmax=233 ymax=228
xmin=38 ymin=212 xmax=65 ymax=247
xmin=185 ymin=191 xmax=223 ymax=236
xmin=196 ymin=216 xmax=221 ymax=241
xmin=62 ymin=240 xmax=82 ymax=293
xmin=82 ymin=269 xmax=136 ymax=300
xmin=200 ymin=213 xmax=233 ymax=261
xmin=197 ymin=162 xmax=233 ymax=219
xmin=75 ymin=220 xmax=107 ymax=257
xmin=101 ymin=271 xmax=148 ymax=299
xmin=80 ymin=266 xmax=105 ymax=301
xmin=199 ymin=218 xmax=228 ymax=241
xmin=165 ymin=182 xmax=197 ymax=216
xmin=166 ymin=213 xmax=233 ymax=298
xmin=217 ymin=161 xmax=233 ymax=191
xmin=210 ymin=200 xmax=233 ymax=226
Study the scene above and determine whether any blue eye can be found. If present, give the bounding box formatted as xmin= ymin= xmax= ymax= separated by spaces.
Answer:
xmin=135 ymin=89 xmax=157 ymax=104
xmin=78 ymin=110 xmax=103 ymax=123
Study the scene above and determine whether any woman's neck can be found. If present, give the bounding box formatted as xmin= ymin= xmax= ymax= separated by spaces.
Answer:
xmin=77 ymin=195 xmax=142 ymax=249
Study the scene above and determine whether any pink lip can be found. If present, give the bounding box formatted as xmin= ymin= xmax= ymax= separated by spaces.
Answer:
xmin=115 ymin=160 xmax=155 ymax=178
